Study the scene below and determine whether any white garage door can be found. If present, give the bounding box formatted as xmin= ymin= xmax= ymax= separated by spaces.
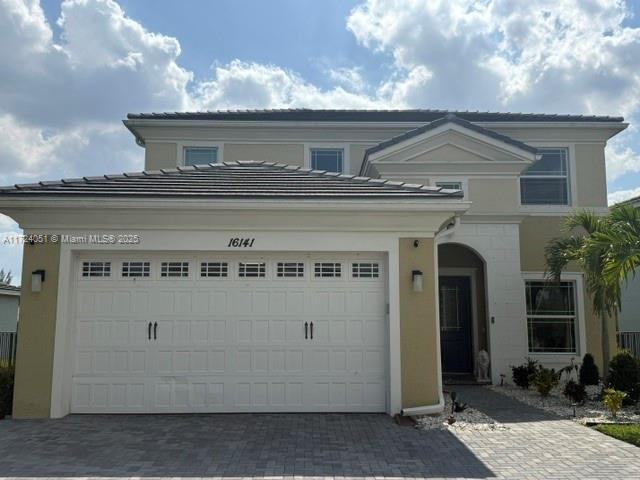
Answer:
xmin=71 ymin=253 xmax=388 ymax=413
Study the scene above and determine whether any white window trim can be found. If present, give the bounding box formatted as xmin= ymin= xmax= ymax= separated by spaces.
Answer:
xmin=519 ymin=143 xmax=576 ymax=213
xmin=521 ymin=272 xmax=586 ymax=362
xmin=304 ymin=143 xmax=350 ymax=174
xmin=177 ymin=141 xmax=224 ymax=167
xmin=430 ymin=177 xmax=468 ymax=200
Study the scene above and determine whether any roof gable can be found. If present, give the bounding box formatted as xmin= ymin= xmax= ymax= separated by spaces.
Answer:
xmin=0 ymin=161 xmax=463 ymax=200
xmin=360 ymin=114 xmax=538 ymax=175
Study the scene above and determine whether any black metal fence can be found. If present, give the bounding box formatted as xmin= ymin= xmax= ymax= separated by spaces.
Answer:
xmin=0 ymin=332 xmax=17 ymax=366
xmin=618 ymin=331 xmax=640 ymax=359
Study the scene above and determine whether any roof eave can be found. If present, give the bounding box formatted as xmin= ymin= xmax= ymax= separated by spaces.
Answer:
xmin=0 ymin=196 xmax=470 ymax=214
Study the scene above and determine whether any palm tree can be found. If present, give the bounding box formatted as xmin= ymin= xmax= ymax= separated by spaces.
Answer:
xmin=595 ymin=204 xmax=640 ymax=287
xmin=544 ymin=210 xmax=621 ymax=383
xmin=0 ymin=269 xmax=11 ymax=286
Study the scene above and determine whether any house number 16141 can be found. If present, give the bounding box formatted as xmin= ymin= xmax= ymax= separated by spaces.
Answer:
xmin=227 ymin=237 xmax=255 ymax=248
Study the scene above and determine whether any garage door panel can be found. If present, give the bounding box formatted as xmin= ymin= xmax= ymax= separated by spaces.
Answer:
xmin=72 ymin=379 xmax=148 ymax=413
xmin=71 ymin=253 xmax=387 ymax=413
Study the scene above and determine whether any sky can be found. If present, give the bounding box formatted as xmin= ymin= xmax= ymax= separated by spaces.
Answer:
xmin=2 ymin=0 xmax=640 ymax=286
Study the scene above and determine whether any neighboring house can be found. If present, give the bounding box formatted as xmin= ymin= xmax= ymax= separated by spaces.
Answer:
xmin=0 ymin=284 xmax=19 ymax=333
xmin=617 ymin=195 xmax=640 ymax=355
xmin=0 ymin=109 xmax=626 ymax=418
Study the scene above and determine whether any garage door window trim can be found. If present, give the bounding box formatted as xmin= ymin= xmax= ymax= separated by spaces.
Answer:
xmin=122 ymin=261 xmax=151 ymax=278
xmin=238 ymin=262 xmax=266 ymax=278
xmin=81 ymin=261 xmax=111 ymax=278
xmin=160 ymin=261 xmax=190 ymax=278
xmin=314 ymin=262 xmax=342 ymax=278
xmin=352 ymin=262 xmax=380 ymax=279
xmin=276 ymin=262 xmax=305 ymax=278
xmin=200 ymin=261 xmax=229 ymax=278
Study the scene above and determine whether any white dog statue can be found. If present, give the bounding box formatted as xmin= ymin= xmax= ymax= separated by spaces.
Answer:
xmin=477 ymin=349 xmax=490 ymax=382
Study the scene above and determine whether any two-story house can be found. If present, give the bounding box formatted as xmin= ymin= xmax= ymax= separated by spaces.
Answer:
xmin=0 ymin=109 xmax=626 ymax=418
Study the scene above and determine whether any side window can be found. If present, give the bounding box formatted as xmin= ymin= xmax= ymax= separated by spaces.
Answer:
xmin=184 ymin=147 xmax=218 ymax=166
xmin=520 ymin=148 xmax=569 ymax=205
xmin=525 ymin=281 xmax=577 ymax=353
xmin=310 ymin=148 xmax=344 ymax=173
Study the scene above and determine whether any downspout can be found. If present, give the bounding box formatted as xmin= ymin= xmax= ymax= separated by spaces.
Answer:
xmin=400 ymin=213 xmax=461 ymax=417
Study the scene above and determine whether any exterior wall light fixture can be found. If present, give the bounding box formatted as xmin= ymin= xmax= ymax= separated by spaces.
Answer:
xmin=31 ymin=269 xmax=45 ymax=293
xmin=412 ymin=270 xmax=423 ymax=292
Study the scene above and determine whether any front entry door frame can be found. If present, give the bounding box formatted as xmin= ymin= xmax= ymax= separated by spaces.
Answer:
xmin=439 ymin=268 xmax=479 ymax=377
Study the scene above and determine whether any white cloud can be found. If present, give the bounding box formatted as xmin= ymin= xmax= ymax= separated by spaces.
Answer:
xmin=0 ymin=0 xmax=191 ymax=129
xmin=0 ymin=114 xmax=87 ymax=183
xmin=192 ymin=60 xmax=386 ymax=110
xmin=608 ymin=187 xmax=640 ymax=205
xmin=326 ymin=67 xmax=367 ymax=93
xmin=347 ymin=0 xmax=640 ymax=116
xmin=605 ymin=141 xmax=640 ymax=181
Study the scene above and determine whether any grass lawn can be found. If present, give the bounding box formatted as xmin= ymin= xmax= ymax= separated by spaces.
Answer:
xmin=593 ymin=423 xmax=640 ymax=447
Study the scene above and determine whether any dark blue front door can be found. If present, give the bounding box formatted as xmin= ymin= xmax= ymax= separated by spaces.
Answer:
xmin=439 ymin=276 xmax=473 ymax=374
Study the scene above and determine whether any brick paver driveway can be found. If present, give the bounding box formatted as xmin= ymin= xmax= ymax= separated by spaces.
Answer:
xmin=1 ymin=387 xmax=638 ymax=479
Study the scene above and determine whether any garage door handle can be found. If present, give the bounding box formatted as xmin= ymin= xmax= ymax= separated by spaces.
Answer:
xmin=148 ymin=322 xmax=152 ymax=340
xmin=304 ymin=322 xmax=308 ymax=339
xmin=310 ymin=321 xmax=314 ymax=339
xmin=153 ymin=322 xmax=158 ymax=340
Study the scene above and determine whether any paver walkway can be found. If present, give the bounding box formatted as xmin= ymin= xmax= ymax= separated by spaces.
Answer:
xmin=0 ymin=387 xmax=638 ymax=479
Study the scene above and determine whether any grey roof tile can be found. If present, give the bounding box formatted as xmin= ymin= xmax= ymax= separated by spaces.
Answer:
xmin=126 ymin=109 xmax=624 ymax=123
xmin=0 ymin=284 xmax=20 ymax=293
xmin=0 ymin=161 xmax=463 ymax=200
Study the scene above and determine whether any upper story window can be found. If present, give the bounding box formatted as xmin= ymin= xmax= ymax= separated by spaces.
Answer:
xmin=184 ymin=147 xmax=218 ymax=166
xmin=520 ymin=148 xmax=569 ymax=205
xmin=310 ymin=148 xmax=344 ymax=173
xmin=435 ymin=181 xmax=462 ymax=191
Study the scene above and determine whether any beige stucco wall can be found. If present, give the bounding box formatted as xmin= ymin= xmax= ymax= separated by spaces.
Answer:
xmin=519 ymin=216 xmax=616 ymax=370
xmin=349 ymin=144 xmax=372 ymax=175
xmin=12 ymin=241 xmax=60 ymax=418
xmin=519 ymin=216 xmax=565 ymax=272
xmin=224 ymin=143 xmax=304 ymax=165
xmin=575 ymin=144 xmax=608 ymax=208
xmin=467 ymin=178 xmax=519 ymax=214
xmin=399 ymin=237 xmax=440 ymax=408
xmin=145 ymin=142 xmax=177 ymax=170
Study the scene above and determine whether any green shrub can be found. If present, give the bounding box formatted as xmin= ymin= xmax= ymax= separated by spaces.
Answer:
xmin=608 ymin=351 xmax=640 ymax=404
xmin=603 ymin=388 xmax=626 ymax=418
xmin=511 ymin=358 xmax=539 ymax=389
xmin=579 ymin=353 xmax=599 ymax=385
xmin=563 ymin=380 xmax=587 ymax=404
xmin=530 ymin=367 xmax=559 ymax=397
xmin=0 ymin=365 xmax=14 ymax=418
